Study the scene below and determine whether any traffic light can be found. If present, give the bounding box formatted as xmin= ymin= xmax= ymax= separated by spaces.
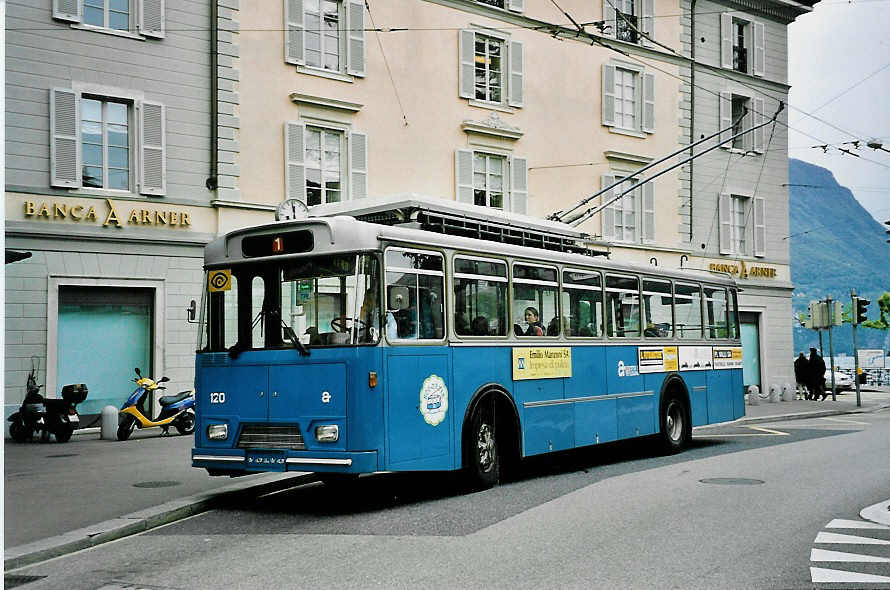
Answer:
xmin=853 ymin=296 xmax=870 ymax=325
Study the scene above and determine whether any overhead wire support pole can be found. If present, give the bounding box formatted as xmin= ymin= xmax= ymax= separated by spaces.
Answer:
xmin=563 ymin=102 xmax=784 ymax=228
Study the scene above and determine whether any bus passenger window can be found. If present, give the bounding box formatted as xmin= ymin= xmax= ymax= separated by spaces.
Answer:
xmin=562 ymin=270 xmax=602 ymax=337
xmin=704 ymin=287 xmax=729 ymax=338
xmin=675 ymin=283 xmax=703 ymax=339
xmin=385 ymin=248 xmax=445 ymax=342
xmin=453 ymin=257 xmax=508 ymax=337
xmin=512 ymin=264 xmax=558 ymax=337
xmin=642 ymin=279 xmax=673 ymax=338
xmin=605 ymin=275 xmax=640 ymax=338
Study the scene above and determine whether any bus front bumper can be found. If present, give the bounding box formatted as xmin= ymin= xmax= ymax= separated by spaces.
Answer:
xmin=192 ymin=448 xmax=378 ymax=474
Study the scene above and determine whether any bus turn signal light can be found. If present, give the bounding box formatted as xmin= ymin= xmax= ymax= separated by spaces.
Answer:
xmin=369 ymin=371 xmax=377 ymax=388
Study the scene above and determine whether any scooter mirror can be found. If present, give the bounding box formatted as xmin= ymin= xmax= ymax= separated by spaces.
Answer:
xmin=135 ymin=367 xmax=141 ymax=377
xmin=159 ymin=376 xmax=170 ymax=383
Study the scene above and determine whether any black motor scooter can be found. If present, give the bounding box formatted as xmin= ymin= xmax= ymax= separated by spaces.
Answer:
xmin=8 ymin=358 xmax=88 ymax=443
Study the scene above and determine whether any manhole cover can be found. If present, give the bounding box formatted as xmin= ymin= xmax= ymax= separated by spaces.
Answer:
xmin=46 ymin=453 xmax=78 ymax=458
xmin=5 ymin=574 xmax=47 ymax=588
xmin=699 ymin=478 xmax=765 ymax=485
xmin=133 ymin=481 xmax=181 ymax=488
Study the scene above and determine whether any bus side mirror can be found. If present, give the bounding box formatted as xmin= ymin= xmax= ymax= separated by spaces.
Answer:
xmin=186 ymin=299 xmax=198 ymax=323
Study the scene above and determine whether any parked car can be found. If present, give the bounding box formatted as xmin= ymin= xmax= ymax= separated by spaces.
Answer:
xmin=825 ymin=370 xmax=854 ymax=391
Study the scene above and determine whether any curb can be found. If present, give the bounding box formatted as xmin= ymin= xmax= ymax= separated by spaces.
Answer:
xmin=736 ymin=402 xmax=890 ymax=426
xmin=4 ymin=471 xmax=316 ymax=571
xmin=860 ymin=500 xmax=890 ymax=527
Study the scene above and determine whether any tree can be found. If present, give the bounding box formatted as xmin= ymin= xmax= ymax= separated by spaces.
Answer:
xmin=862 ymin=292 xmax=890 ymax=330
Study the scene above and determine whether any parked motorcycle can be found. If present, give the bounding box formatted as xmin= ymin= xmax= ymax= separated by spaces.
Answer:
xmin=117 ymin=367 xmax=195 ymax=441
xmin=8 ymin=358 xmax=87 ymax=443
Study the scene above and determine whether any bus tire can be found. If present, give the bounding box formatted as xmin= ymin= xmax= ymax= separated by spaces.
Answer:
xmin=659 ymin=393 xmax=690 ymax=454
xmin=465 ymin=402 xmax=499 ymax=489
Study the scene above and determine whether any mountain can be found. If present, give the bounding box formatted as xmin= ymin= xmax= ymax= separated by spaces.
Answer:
xmin=789 ymin=158 xmax=890 ymax=356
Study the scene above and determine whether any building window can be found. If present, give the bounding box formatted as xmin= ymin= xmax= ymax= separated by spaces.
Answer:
xmin=81 ymin=97 xmax=130 ymax=190
xmin=601 ymin=173 xmax=654 ymax=244
xmin=614 ymin=0 xmax=638 ymax=43
xmin=305 ymin=127 xmax=343 ymax=206
xmin=53 ymin=0 xmax=164 ymax=38
xmin=473 ymin=152 xmax=506 ymax=209
xmin=720 ymin=13 xmax=764 ymax=77
xmin=474 ymin=35 xmax=504 ymax=103
xmin=614 ymin=68 xmax=638 ymax=131
xmin=604 ymin=0 xmax=653 ymax=45
xmin=733 ymin=19 xmax=748 ymax=74
xmin=459 ymin=30 xmax=523 ymax=108
xmin=612 ymin=176 xmax=638 ymax=242
xmin=731 ymin=194 xmax=748 ymax=254
xmin=719 ymin=193 xmax=764 ymax=257
xmin=305 ymin=0 xmax=343 ymax=72
xmin=602 ymin=63 xmax=654 ymax=134
xmin=731 ymin=95 xmax=750 ymax=150
xmin=83 ymin=0 xmax=129 ymax=30
xmin=455 ymin=149 xmax=527 ymax=213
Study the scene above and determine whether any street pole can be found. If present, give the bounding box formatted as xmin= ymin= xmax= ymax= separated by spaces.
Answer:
xmin=818 ymin=330 xmax=823 ymax=357
xmin=852 ymin=290 xmax=862 ymax=407
xmin=826 ymin=296 xmax=837 ymax=401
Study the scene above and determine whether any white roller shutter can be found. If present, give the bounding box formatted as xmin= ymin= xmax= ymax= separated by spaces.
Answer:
xmin=719 ymin=91 xmax=732 ymax=144
xmin=140 ymin=0 xmax=165 ymax=38
xmin=455 ymin=150 xmax=474 ymax=204
xmin=347 ymin=0 xmax=366 ymax=77
xmin=285 ymin=0 xmax=304 ymax=65
xmin=350 ymin=131 xmax=367 ymax=200
xmin=459 ymin=30 xmax=475 ymax=99
xmin=601 ymin=64 xmax=616 ymax=127
xmin=285 ymin=122 xmax=306 ymax=203
xmin=50 ymin=88 xmax=81 ymax=188
xmin=642 ymin=72 xmax=655 ymax=133
xmin=753 ymin=22 xmax=765 ymax=77
xmin=753 ymin=196 xmax=766 ymax=257
xmin=601 ymin=174 xmax=616 ymax=241
xmin=720 ymin=13 xmax=733 ymax=69
xmin=139 ymin=100 xmax=166 ymax=195
xmin=642 ymin=182 xmax=655 ymax=243
xmin=719 ymin=193 xmax=732 ymax=254
xmin=511 ymin=157 xmax=527 ymax=214
xmin=508 ymin=40 xmax=524 ymax=108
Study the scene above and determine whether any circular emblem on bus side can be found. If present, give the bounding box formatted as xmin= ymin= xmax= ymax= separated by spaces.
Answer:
xmin=419 ymin=375 xmax=448 ymax=426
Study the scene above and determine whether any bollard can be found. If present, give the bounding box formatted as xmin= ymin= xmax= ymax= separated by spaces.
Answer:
xmin=769 ymin=384 xmax=780 ymax=403
xmin=747 ymin=385 xmax=759 ymax=406
xmin=101 ymin=405 xmax=119 ymax=440
xmin=782 ymin=383 xmax=794 ymax=402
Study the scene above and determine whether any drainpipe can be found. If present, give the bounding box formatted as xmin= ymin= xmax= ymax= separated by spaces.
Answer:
xmin=688 ymin=0 xmax=697 ymax=244
xmin=207 ymin=0 xmax=219 ymax=192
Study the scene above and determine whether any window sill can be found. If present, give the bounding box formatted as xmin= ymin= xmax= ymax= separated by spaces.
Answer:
xmin=468 ymin=99 xmax=517 ymax=114
xmin=71 ymin=23 xmax=145 ymax=41
xmin=607 ymin=126 xmax=648 ymax=139
xmin=73 ymin=187 xmax=151 ymax=199
xmin=295 ymin=65 xmax=355 ymax=84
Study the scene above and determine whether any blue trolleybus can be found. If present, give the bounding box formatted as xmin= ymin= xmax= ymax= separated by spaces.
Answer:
xmin=192 ymin=200 xmax=744 ymax=487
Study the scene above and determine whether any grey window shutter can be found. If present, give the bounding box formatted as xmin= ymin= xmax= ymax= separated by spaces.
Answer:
xmin=719 ymin=193 xmax=732 ymax=254
xmin=601 ymin=174 xmax=616 ymax=241
xmin=752 ymin=97 xmax=765 ymax=153
xmin=285 ymin=122 xmax=306 ymax=203
xmin=508 ymin=0 xmax=524 ymax=13
xmin=602 ymin=0 xmax=616 ymax=38
xmin=50 ymin=88 xmax=81 ymax=188
xmin=508 ymin=40 xmax=524 ymax=108
xmin=753 ymin=196 xmax=766 ymax=257
xmin=601 ymin=64 xmax=616 ymax=127
xmin=642 ymin=72 xmax=655 ymax=133
xmin=459 ymin=30 xmax=475 ymax=99
xmin=285 ymin=0 xmax=304 ymax=65
xmin=719 ymin=91 xmax=732 ymax=144
xmin=350 ymin=131 xmax=368 ymax=200
xmin=347 ymin=0 xmax=366 ymax=77
xmin=511 ymin=156 xmax=528 ymax=214
xmin=139 ymin=0 xmax=165 ymax=38
xmin=53 ymin=0 xmax=81 ymax=23
xmin=642 ymin=182 xmax=655 ymax=243
xmin=139 ymin=101 xmax=166 ymax=195
xmin=753 ymin=22 xmax=765 ymax=77
xmin=641 ymin=0 xmax=655 ymax=44
xmin=720 ymin=13 xmax=733 ymax=69
xmin=455 ymin=150 xmax=474 ymax=204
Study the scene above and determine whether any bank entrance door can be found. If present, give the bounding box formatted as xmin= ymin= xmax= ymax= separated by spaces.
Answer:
xmin=739 ymin=312 xmax=761 ymax=390
xmin=57 ymin=286 xmax=153 ymax=416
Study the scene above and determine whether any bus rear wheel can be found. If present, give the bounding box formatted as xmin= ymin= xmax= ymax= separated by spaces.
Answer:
xmin=659 ymin=394 xmax=690 ymax=454
xmin=466 ymin=403 xmax=499 ymax=489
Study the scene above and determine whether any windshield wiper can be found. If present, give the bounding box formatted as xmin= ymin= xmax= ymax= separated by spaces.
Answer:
xmin=269 ymin=309 xmax=310 ymax=357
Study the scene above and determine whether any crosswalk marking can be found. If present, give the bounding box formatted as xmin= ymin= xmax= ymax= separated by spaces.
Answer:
xmin=811 ymin=548 xmax=890 ymax=563
xmin=811 ymin=567 xmax=890 ymax=583
xmin=815 ymin=532 xmax=890 ymax=545
xmin=826 ymin=518 xmax=890 ymax=530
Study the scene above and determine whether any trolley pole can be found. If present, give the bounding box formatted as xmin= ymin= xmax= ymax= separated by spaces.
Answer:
xmin=852 ymin=290 xmax=862 ymax=407
xmin=826 ymin=296 xmax=837 ymax=401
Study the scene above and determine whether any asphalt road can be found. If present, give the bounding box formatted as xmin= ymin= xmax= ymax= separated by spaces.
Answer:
xmin=7 ymin=409 xmax=890 ymax=590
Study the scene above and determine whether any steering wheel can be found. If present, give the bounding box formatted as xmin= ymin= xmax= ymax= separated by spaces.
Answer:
xmin=330 ymin=317 xmax=366 ymax=333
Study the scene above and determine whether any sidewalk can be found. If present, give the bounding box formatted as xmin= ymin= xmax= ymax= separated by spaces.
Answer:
xmin=5 ymin=386 xmax=890 ymax=571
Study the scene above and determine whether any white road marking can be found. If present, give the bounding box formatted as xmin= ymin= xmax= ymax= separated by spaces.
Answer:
xmin=815 ymin=532 xmax=890 ymax=545
xmin=811 ymin=548 xmax=890 ymax=563
xmin=697 ymin=425 xmax=790 ymax=437
xmin=745 ymin=425 xmax=790 ymax=435
xmin=826 ymin=518 xmax=890 ymax=530
xmin=810 ymin=567 xmax=890 ymax=583
xmin=819 ymin=417 xmax=871 ymax=425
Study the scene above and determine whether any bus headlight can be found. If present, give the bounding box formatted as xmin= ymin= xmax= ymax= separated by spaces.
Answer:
xmin=315 ymin=425 xmax=339 ymax=442
xmin=207 ymin=424 xmax=228 ymax=440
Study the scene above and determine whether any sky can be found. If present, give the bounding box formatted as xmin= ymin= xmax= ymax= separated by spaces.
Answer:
xmin=788 ymin=0 xmax=890 ymax=224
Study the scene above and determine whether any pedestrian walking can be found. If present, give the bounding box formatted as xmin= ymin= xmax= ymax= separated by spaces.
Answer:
xmin=808 ymin=347 xmax=826 ymax=401
xmin=794 ymin=352 xmax=809 ymax=400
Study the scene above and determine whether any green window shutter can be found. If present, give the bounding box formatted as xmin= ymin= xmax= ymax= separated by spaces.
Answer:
xmin=720 ymin=13 xmax=733 ymax=69
xmin=642 ymin=72 xmax=655 ymax=133
xmin=511 ymin=156 xmax=527 ymax=214
xmin=601 ymin=64 xmax=616 ymax=127
xmin=347 ymin=0 xmax=366 ymax=77
xmin=601 ymin=174 xmax=616 ymax=241
xmin=285 ymin=122 xmax=306 ymax=202
xmin=753 ymin=196 xmax=766 ymax=257
xmin=459 ymin=30 xmax=475 ymax=99
xmin=642 ymin=182 xmax=655 ymax=243
xmin=350 ymin=131 xmax=368 ymax=200
xmin=753 ymin=21 xmax=766 ymax=77
xmin=752 ymin=97 xmax=765 ymax=153
xmin=50 ymin=88 xmax=81 ymax=188
xmin=602 ymin=0 xmax=615 ymax=38
xmin=719 ymin=91 xmax=732 ymax=145
xmin=139 ymin=0 xmax=165 ymax=39
xmin=285 ymin=0 xmax=304 ymax=65
xmin=139 ymin=101 xmax=166 ymax=195
xmin=455 ymin=149 xmax=474 ymax=204
xmin=53 ymin=0 xmax=81 ymax=23
xmin=719 ymin=193 xmax=732 ymax=254
xmin=508 ymin=40 xmax=524 ymax=108
xmin=508 ymin=0 xmax=524 ymax=13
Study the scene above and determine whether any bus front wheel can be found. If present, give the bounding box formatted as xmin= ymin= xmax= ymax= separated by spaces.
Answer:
xmin=466 ymin=403 xmax=499 ymax=489
xmin=659 ymin=394 xmax=691 ymax=454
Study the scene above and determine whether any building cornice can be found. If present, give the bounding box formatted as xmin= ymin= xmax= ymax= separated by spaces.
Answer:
xmin=289 ymin=93 xmax=363 ymax=113
xmin=461 ymin=113 xmax=524 ymax=141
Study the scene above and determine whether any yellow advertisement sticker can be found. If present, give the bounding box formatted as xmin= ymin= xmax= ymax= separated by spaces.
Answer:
xmin=512 ymin=348 xmax=572 ymax=381
xmin=638 ymin=346 xmax=679 ymax=373
xmin=208 ymin=269 xmax=232 ymax=292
